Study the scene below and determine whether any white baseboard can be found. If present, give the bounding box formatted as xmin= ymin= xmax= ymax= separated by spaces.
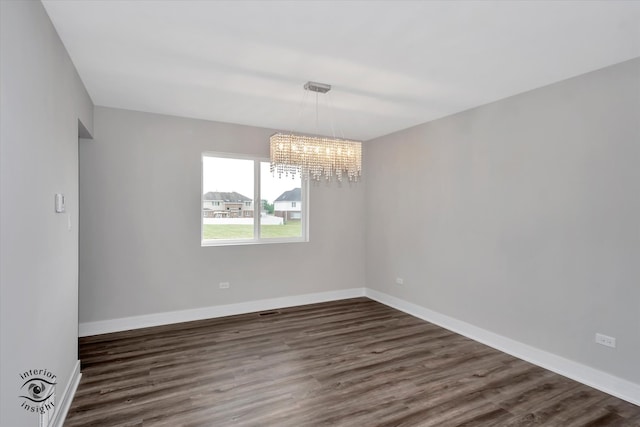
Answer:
xmin=365 ymin=288 xmax=640 ymax=407
xmin=51 ymin=360 xmax=81 ymax=427
xmin=79 ymin=288 xmax=366 ymax=337
xmin=77 ymin=286 xmax=639 ymax=407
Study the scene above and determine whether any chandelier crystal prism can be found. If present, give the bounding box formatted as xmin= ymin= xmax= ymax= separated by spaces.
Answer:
xmin=270 ymin=82 xmax=362 ymax=182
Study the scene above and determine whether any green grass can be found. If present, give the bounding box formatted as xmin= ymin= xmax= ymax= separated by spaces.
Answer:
xmin=203 ymin=221 xmax=302 ymax=240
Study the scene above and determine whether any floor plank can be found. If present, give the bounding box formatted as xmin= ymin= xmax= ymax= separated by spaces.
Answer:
xmin=65 ymin=298 xmax=640 ymax=426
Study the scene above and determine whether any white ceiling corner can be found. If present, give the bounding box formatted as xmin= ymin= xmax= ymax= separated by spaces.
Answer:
xmin=41 ymin=0 xmax=640 ymax=141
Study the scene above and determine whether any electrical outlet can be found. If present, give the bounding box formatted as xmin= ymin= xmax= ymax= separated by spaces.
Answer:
xmin=219 ymin=282 xmax=230 ymax=289
xmin=595 ymin=333 xmax=616 ymax=348
xmin=395 ymin=278 xmax=404 ymax=285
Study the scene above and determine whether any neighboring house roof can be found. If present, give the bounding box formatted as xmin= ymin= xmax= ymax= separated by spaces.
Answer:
xmin=203 ymin=191 xmax=251 ymax=202
xmin=274 ymin=188 xmax=301 ymax=202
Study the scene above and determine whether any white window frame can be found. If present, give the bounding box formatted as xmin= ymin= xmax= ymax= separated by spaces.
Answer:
xmin=201 ymin=152 xmax=309 ymax=246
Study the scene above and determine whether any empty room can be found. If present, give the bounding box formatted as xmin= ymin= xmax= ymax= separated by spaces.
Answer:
xmin=1 ymin=1 xmax=639 ymax=426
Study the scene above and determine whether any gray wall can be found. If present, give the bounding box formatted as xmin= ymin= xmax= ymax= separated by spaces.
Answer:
xmin=365 ymin=58 xmax=640 ymax=383
xmin=2 ymin=5 xmax=636 ymax=423
xmin=0 ymin=1 xmax=94 ymax=426
xmin=78 ymin=107 xmax=365 ymax=323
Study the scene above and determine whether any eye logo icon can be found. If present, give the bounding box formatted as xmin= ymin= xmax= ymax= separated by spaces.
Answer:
xmin=21 ymin=378 xmax=55 ymax=402
xmin=18 ymin=369 xmax=57 ymax=414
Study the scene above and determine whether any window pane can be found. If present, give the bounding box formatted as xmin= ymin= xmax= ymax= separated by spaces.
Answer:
xmin=260 ymin=162 xmax=302 ymax=239
xmin=202 ymin=156 xmax=254 ymax=240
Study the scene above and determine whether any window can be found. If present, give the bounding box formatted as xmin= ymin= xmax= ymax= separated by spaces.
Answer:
xmin=202 ymin=153 xmax=308 ymax=245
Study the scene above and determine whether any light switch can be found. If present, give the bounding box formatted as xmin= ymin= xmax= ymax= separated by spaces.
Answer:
xmin=55 ymin=193 xmax=65 ymax=213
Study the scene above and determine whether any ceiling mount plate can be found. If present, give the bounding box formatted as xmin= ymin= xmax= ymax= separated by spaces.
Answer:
xmin=304 ymin=81 xmax=331 ymax=93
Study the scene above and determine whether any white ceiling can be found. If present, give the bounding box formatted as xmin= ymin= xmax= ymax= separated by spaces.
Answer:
xmin=42 ymin=0 xmax=640 ymax=141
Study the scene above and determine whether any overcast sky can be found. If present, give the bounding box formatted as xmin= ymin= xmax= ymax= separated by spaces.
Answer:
xmin=203 ymin=156 xmax=300 ymax=203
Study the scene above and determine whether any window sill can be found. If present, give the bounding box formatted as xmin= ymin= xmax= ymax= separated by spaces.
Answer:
xmin=201 ymin=237 xmax=308 ymax=247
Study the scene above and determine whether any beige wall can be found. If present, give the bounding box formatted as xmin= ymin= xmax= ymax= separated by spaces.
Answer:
xmin=365 ymin=58 xmax=640 ymax=384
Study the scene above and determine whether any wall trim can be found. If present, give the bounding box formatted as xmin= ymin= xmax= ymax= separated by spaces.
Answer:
xmin=78 ymin=286 xmax=639 ymax=406
xmin=79 ymin=288 xmax=366 ymax=337
xmin=51 ymin=360 xmax=81 ymax=427
xmin=365 ymin=288 xmax=640 ymax=407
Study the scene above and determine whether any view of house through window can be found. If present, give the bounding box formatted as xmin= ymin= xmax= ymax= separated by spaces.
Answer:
xmin=202 ymin=153 xmax=306 ymax=244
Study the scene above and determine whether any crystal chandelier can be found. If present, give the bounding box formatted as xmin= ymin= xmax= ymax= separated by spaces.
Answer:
xmin=270 ymin=82 xmax=362 ymax=182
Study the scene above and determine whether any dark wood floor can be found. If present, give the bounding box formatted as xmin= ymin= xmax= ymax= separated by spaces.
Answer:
xmin=65 ymin=298 xmax=640 ymax=426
